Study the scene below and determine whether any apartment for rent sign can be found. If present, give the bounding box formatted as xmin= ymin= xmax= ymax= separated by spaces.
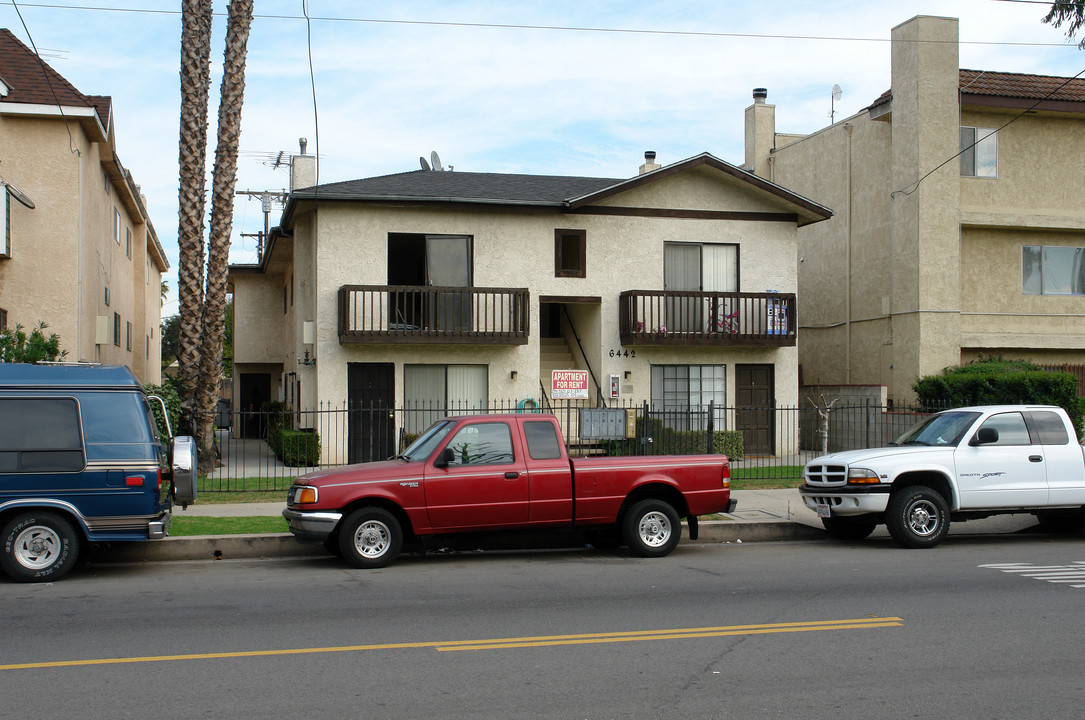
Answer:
xmin=552 ymin=369 xmax=589 ymax=399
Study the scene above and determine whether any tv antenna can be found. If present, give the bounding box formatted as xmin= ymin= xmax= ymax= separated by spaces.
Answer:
xmin=830 ymin=84 xmax=843 ymax=123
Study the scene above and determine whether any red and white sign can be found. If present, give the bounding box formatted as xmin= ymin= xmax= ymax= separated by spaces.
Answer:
xmin=552 ymin=369 xmax=589 ymax=399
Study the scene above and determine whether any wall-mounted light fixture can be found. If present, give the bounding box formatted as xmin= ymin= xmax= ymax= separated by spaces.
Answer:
xmin=299 ymin=321 xmax=316 ymax=366
xmin=624 ymin=371 xmax=632 ymax=380
xmin=510 ymin=370 xmax=517 ymax=379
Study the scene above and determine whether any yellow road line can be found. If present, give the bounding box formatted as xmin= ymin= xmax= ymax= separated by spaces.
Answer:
xmin=0 ymin=616 xmax=901 ymax=671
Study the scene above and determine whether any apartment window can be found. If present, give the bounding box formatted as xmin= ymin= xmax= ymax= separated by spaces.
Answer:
xmin=0 ymin=307 xmax=7 ymax=331
xmin=283 ymin=283 xmax=288 ymax=314
xmin=126 ymin=321 xmax=132 ymax=352
xmin=960 ymin=126 xmax=997 ymax=178
xmin=1 ymin=190 xmax=9 ymax=258
xmin=388 ymin=233 xmax=473 ymax=331
xmin=1023 ymin=246 xmax=1085 ymax=295
xmin=403 ymin=364 xmax=487 ymax=433
xmin=104 ymin=171 xmax=111 ymax=194
xmin=651 ymin=364 xmax=726 ymax=431
xmin=146 ymin=258 xmax=151 ymax=284
xmin=663 ymin=242 xmax=739 ymax=332
xmin=125 ymin=228 xmax=132 ymax=259
xmin=104 ymin=287 xmax=110 ymax=307
xmin=555 ymin=229 xmax=586 ymax=278
xmin=114 ymin=208 xmax=122 ymax=244
xmin=146 ymin=335 xmax=150 ymax=360
xmin=113 ymin=312 xmax=121 ymax=347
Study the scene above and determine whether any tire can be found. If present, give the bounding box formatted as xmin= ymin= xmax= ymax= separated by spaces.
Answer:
xmin=623 ymin=499 xmax=681 ymax=558
xmin=885 ymin=486 xmax=950 ymax=549
xmin=822 ymin=517 xmax=877 ymax=541
xmin=337 ymin=507 xmax=402 ymax=569
xmin=1 ymin=511 xmax=80 ymax=583
xmin=1034 ymin=513 xmax=1085 ymax=535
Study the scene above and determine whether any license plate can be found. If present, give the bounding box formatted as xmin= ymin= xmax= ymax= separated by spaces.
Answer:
xmin=816 ymin=503 xmax=831 ymax=519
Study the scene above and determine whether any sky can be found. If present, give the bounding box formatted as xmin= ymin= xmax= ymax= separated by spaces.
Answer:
xmin=1 ymin=0 xmax=1083 ymax=317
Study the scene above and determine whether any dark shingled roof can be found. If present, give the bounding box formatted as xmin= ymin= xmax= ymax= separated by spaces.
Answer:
xmin=868 ymin=69 xmax=1085 ymax=112
xmin=293 ymin=170 xmax=623 ymax=206
xmin=0 ymin=28 xmax=108 ymax=126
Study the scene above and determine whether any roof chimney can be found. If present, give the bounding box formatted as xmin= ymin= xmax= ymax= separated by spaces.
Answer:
xmin=291 ymin=137 xmax=316 ymax=190
xmin=752 ymin=87 xmax=768 ymax=104
xmin=639 ymin=150 xmax=661 ymax=175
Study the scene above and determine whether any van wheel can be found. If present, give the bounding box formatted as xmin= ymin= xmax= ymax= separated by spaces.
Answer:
xmin=822 ymin=517 xmax=877 ymax=541
xmin=338 ymin=508 xmax=402 ymax=569
xmin=623 ymin=499 xmax=681 ymax=558
xmin=1 ymin=512 xmax=80 ymax=582
xmin=885 ymin=486 xmax=949 ymax=549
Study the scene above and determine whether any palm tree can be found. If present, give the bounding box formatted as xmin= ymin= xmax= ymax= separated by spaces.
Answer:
xmin=197 ymin=0 xmax=254 ymax=466
xmin=176 ymin=0 xmax=213 ymax=433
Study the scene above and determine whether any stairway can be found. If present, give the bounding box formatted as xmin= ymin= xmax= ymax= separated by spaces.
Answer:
xmin=538 ymin=336 xmax=593 ymax=444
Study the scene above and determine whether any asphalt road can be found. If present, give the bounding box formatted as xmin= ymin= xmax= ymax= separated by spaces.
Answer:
xmin=3 ymin=533 xmax=1085 ymax=720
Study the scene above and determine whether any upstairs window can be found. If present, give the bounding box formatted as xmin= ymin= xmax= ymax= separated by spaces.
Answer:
xmin=960 ymin=126 xmax=997 ymax=178
xmin=555 ymin=229 xmax=586 ymax=278
xmin=113 ymin=312 xmax=121 ymax=347
xmin=1 ymin=190 xmax=9 ymax=258
xmin=113 ymin=207 xmax=122 ymax=244
xmin=1023 ymin=245 xmax=1085 ymax=295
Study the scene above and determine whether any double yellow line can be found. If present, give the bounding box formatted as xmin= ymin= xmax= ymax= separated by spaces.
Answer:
xmin=0 ymin=617 xmax=901 ymax=671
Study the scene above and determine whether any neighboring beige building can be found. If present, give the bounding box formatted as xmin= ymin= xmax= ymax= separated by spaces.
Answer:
xmin=229 ymin=149 xmax=831 ymax=461
xmin=0 ymin=29 xmax=167 ymax=383
xmin=745 ymin=15 xmax=1085 ymax=402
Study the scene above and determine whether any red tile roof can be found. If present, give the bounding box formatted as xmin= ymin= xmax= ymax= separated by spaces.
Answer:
xmin=868 ymin=69 xmax=1085 ymax=111
xmin=0 ymin=28 xmax=108 ymax=126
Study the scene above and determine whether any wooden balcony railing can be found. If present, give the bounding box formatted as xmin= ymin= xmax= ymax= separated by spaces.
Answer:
xmin=338 ymin=285 xmax=529 ymax=344
xmin=619 ymin=290 xmax=796 ymax=347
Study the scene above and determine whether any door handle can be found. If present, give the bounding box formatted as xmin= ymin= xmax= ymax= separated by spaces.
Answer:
xmin=505 ymin=471 xmax=520 ymax=479
xmin=1029 ymin=455 xmax=1043 ymax=463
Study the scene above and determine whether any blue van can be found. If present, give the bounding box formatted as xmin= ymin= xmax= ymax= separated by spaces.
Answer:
xmin=0 ymin=364 xmax=196 ymax=582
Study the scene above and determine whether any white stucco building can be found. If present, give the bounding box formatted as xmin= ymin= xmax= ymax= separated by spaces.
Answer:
xmin=228 ymin=150 xmax=831 ymax=461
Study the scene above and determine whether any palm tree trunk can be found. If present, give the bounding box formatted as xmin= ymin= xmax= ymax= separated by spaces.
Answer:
xmin=197 ymin=0 xmax=254 ymax=470
xmin=176 ymin=0 xmax=213 ymax=434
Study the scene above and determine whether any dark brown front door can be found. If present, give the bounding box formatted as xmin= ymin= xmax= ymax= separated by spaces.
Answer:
xmin=347 ymin=363 xmax=395 ymax=463
xmin=736 ymin=364 xmax=774 ymax=455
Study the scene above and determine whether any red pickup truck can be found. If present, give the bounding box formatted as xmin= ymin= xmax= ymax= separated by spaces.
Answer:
xmin=283 ymin=413 xmax=734 ymax=568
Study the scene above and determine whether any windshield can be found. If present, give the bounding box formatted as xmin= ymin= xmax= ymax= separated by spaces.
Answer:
xmin=401 ymin=420 xmax=455 ymax=461
xmin=894 ymin=411 xmax=980 ymax=447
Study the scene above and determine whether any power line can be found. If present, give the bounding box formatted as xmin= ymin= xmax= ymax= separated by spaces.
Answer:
xmin=3 ymin=1 xmax=1081 ymax=48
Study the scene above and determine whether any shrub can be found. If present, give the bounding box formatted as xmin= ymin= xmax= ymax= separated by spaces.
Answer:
xmin=0 ymin=321 xmax=67 ymax=363
xmin=270 ymin=427 xmax=320 ymax=467
xmin=913 ymin=356 xmax=1082 ymax=437
xmin=604 ymin=416 xmax=744 ymax=458
xmin=144 ymin=379 xmax=182 ymax=439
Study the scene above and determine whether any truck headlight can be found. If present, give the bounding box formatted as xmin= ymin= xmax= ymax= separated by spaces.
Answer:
xmin=294 ymin=486 xmax=319 ymax=504
xmin=847 ymin=468 xmax=881 ymax=485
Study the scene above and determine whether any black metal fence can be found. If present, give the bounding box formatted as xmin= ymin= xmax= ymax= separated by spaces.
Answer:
xmin=199 ymin=399 xmax=942 ymax=493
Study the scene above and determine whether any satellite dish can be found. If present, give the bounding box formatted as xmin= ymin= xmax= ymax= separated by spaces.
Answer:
xmin=3 ymin=182 xmax=34 ymax=209
xmin=832 ymin=84 xmax=843 ymax=102
xmin=419 ymin=156 xmax=431 ymax=171
xmin=430 ymin=151 xmax=443 ymax=172
xmin=830 ymin=84 xmax=843 ymax=123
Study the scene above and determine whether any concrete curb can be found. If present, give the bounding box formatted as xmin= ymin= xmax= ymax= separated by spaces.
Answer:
xmin=91 ymin=520 xmax=827 ymax=564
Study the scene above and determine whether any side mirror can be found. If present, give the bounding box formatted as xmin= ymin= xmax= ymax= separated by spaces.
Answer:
xmin=971 ymin=427 xmax=999 ymax=446
xmin=434 ymin=447 xmax=455 ymax=469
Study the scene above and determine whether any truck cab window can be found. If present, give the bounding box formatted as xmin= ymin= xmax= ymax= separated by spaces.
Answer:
xmin=976 ymin=413 xmax=1031 ymax=446
xmin=446 ymin=422 xmax=514 ymax=466
xmin=524 ymin=420 xmax=562 ymax=460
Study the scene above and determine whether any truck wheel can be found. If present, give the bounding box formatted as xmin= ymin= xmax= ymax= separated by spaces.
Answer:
xmin=1 ymin=511 xmax=80 ymax=582
xmin=822 ymin=517 xmax=877 ymax=541
xmin=338 ymin=508 xmax=402 ymax=569
xmin=623 ymin=499 xmax=681 ymax=558
xmin=885 ymin=486 xmax=949 ymax=549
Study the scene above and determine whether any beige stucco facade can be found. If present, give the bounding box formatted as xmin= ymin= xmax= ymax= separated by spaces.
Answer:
xmin=745 ymin=15 xmax=1085 ymax=400
xmin=230 ymin=153 xmax=830 ymax=460
xmin=0 ymin=99 xmax=167 ymax=383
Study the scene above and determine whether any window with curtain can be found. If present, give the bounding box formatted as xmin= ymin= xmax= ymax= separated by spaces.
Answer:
xmin=663 ymin=242 xmax=738 ymax=332
xmin=1023 ymin=245 xmax=1085 ymax=295
xmin=960 ymin=126 xmax=997 ymax=178
xmin=404 ymin=364 xmax=488 ymax=433
xmin=650 ymin=364 xmax=726 ymax=431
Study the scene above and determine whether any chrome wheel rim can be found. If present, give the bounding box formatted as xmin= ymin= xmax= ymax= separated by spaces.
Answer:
xmin=13 ymin=524 xmax=61 ymax=570
xmin=353 ymin=520 xmax=391 ymax=559
xmin=638 ymin=511 xmax=672 ymax=548
xmin=906 ymin=499 xmax=940 ymax=537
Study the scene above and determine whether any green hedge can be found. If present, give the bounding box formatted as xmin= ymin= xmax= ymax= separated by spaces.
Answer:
xmin=913 ymin=357 xmax=1083 ymax=438
xmin=269 ymin=427 xmax=320 ymax=467
xmin=604 ymin=417 xmax=744 ymax=459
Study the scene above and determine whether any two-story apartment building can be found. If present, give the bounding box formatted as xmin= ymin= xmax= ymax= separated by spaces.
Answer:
xmin=0 ymin=29 xmax=167 ymax=383
xmin=229 ymin=149 xmax=831 ymax=462
xmin=745 ymin=14 xmax=1085 ymax=401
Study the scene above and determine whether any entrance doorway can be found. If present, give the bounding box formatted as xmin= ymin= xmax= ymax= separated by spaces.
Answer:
xmin=347 ymin=362 xmax=395 ymax=463
xmin=238 ymin=373 xmax=271 ymax=439
xmin=736 ymin=364 xmax=774 ymax=455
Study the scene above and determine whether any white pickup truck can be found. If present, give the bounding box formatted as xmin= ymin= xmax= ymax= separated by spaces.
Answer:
xmin=800 ymin=405 xmax=1085 ymax=548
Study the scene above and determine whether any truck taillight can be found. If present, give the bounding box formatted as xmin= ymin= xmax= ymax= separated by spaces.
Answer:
xmin=156 ymin=468 xmax=163 ymax=491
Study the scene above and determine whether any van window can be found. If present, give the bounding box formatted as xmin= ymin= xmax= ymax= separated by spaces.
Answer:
xmin=0 ymin=397 xmax=85 ymax=472
xmin=80 ymin=391 xmax=153 ymax=444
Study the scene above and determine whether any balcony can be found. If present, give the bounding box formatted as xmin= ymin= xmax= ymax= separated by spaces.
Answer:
xmin=619 ymin=290 xmax=796 ymax=347
xmin=338 ymin=285 xmax=529 ymax=345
